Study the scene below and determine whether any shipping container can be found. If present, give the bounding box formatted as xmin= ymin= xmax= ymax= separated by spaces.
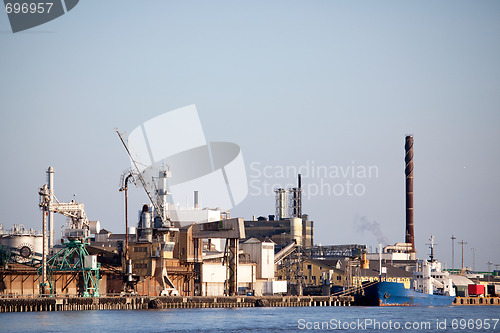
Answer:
xmin=486 ymin=285 xmax=498 ymax=297
xmin=468 ymin=284 xmax=485 ymax=296
xmin=489 ymin=285 xmax=500 ymax=297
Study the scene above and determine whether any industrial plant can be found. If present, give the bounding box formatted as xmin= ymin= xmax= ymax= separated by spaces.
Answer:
xmin=1 ymin=134 xmax=499 ymax=311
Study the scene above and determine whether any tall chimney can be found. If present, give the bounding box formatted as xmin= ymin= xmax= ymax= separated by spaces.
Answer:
xmin=405 ymin=135 xmax=416 ymax=259
xmin=297 ymin=174 xmax=302 ymax=218
xmin=194 ymin=191 xmax=199 ymax=209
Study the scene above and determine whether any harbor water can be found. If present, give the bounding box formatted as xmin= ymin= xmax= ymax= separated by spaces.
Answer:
xmin=1 ymin=306 xmax=499 ymax=332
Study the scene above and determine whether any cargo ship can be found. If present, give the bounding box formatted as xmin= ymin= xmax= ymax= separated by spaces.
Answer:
xmin=361 ymin=280 xmax=455 ymax=306
xmin=359 ymin=238 xmax=456 ymax=306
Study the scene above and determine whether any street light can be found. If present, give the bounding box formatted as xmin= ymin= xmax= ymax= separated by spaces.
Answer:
xmin=471 ymin=248 xmax=477 ymax=272
xmin=451 ymin=235 xmax=456 ymax=272
xmin=459 ymin=240 xmax=467 ymax=272
xmin=487 ymin=262 xmax=493 ymax=282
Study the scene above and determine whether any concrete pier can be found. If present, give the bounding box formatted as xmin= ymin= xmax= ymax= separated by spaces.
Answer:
xmin=453 ymin=297 xmax=500 ymax=306
xmin=0 ymin=295 xmax=354 ymax=313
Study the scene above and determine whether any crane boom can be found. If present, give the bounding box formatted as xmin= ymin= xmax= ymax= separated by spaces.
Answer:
xmin=38 ymin=184 xmax=91 ymax=241
xmin=115 ymin=129 xmax=166 ymax=224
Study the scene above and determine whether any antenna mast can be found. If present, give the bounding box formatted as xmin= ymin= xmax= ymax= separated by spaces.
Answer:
xmin=426 ymin=235 xmax=437 ymax=262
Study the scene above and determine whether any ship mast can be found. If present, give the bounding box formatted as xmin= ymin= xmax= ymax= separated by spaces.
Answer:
xmin=426 ymin=235 xmax=437 ymax=262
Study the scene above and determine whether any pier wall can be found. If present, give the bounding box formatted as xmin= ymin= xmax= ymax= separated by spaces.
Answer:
xmin=0 ymin=295 xmax=354 ymax=312
xmin=0 ymin=265 xmax=108 ymax=296
xmin=453 ymin=297 xmax=500 ymax=306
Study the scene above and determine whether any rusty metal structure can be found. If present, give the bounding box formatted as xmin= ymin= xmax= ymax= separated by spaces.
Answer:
xmin=405 ymin=135 xmax=416 ymax=259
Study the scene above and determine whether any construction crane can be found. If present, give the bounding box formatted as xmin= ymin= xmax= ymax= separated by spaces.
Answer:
xmin=116 ymin=129 xmax=181 ymax=296
xmin=39 ymin=185 xmax=91 ymax=240
xmin=38 ymin=182 xmax=100 ymax=297
xmin=115 ymin=129 xmax=171 ymax=227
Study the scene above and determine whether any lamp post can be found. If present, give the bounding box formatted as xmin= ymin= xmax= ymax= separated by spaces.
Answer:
xmin=451 ymin=235 xmax=456 ymax=272
xmin=459 ymin=240 xmax=467 ymax=272
xmin=471 ymin=248 xmax=477 ymax=272
xmin=120 ymin=172 xmax=135 ymax=289
xmin=487 ymin=261 xmax=493 ymax=282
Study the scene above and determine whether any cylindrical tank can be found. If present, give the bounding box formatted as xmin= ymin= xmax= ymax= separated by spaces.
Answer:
xmin=0 ymin=234 xmax=43 ymax=262
xmin=89 ymin=220 xmax=101 ymax=235
xmin=141 ymin=209 xmax=152 ymax=242
xmin=290 ymin=217 xmax=303 ymax=246
xmin=275 ymin=188 xmax=287 ymax=220
xmin=128 ymin=226 xmax=136 ymax=236
xmin=142 ymin=212 xmax=151 ymax=229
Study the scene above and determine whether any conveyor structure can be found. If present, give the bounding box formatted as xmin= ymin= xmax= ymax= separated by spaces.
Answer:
xmin=38 ymin=177 xmax=100 ymax=297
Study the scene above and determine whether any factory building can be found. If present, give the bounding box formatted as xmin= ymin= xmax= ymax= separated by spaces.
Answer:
xmin=243 ymin=216 xmax=313 ymax=249
xmin=243 ymin=175 xmax=313 ymax=249
xmin=0 ymin=136 xmax=437 ymax=299
xmin=275 ymin=258 xmax=345 ymax=287
xmin=200 ymin=260 xmax=256 ymax=296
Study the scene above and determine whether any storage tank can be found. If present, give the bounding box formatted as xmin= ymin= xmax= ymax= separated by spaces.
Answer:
xmin=139 ymin=205 xmax=153 ymax=242
xmin=290 ymin=217 xmax=303 ymax=246
xmin=89 ymin=220 xmax=101 ymax=235
xmin=275 ymin=188 xmax=287 ymax=220
xmin=0 ymin=225 xmax=43 ymax=263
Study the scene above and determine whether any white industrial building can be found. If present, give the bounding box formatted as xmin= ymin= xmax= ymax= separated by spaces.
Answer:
xmin=201 ymin=262 xmax=256 ymax=296
xmin=200 ymin=238 xmax=286 ymax=296
xmin=240 ymin=238 xmax=275 ymax=280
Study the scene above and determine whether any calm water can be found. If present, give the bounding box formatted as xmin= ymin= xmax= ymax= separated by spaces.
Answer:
xmin=1 ymin=306 xmax=499 ymax=332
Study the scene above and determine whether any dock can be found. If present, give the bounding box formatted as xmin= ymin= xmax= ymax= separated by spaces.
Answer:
xmin=0 ymin=295 xmax=354 ymax=312
xmin=453 ymin=297 xmax=500 ymax=306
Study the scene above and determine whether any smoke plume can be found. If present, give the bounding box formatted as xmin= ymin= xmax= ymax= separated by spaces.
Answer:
xmin=354 ymin=216 xmax=388 ymax=245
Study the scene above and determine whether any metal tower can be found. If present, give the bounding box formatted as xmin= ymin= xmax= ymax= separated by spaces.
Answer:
xmin=38 ymin=179 xmax=100 ymax=297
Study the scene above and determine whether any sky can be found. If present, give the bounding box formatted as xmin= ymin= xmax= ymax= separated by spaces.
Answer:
xmin=0 ymin=0 xmax=499 ymax=272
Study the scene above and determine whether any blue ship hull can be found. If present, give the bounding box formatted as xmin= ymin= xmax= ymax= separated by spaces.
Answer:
xmin=361 ymin=281 xmax=455 ymax=306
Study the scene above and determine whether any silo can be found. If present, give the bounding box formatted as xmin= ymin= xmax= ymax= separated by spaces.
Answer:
xmin=275 ymin=188 xmax=287 ymax=220
xmin=290 ymin=217 xmax=303 ymax=246
xmin=0 ymin=225 xmax=43 ymax=263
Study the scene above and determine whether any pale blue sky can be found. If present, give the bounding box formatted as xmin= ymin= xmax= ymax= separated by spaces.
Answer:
xmin=1 ymin=1 xmax=499 ymax=271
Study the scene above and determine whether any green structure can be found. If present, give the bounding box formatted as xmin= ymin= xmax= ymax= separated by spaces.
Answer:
xmin=38 ymin=177 xmax=101 ymax=297
xmin=38 ymin=240 xmax=100 ymax=297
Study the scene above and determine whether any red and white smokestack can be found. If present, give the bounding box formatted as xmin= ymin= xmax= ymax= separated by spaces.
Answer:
xmin=405 ymin=135 xmax=416 ymax=259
